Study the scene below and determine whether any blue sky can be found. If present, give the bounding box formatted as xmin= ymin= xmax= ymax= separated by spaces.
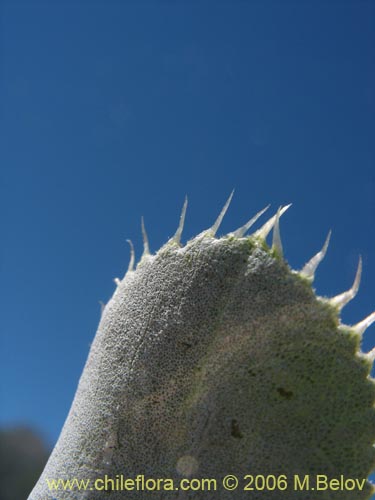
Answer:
xmin=1 ymin=0 xmax=374 ymax=485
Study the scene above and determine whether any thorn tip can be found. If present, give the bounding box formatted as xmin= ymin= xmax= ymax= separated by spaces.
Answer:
xmin=254 ymin=204 xmax=292 ymax=240
xmin=329 ymin=256 xmax=362 ymax=309
xmin=141 ymin=216 xmax=150 ymax=256
xmin=173 ymin=196 xmax=188 ymax=245
xmin=231 ymin=205 xmax=270 ymax=238
xmin=353 ymin=311 xmax=375 ymax=336
xmin=210 ymin=190 xmax=235 ymax=236
xmin=272 ymin=206 xmax=283 ymax=256
xmin=126 ymin=239 xmax=135 ymax=272
xmin=300 ymin=230 xmax=332 ymax=279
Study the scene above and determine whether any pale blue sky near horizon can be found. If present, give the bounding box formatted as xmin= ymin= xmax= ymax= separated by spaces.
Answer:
xmin=1 ymin=0 xmax=375 ymax=487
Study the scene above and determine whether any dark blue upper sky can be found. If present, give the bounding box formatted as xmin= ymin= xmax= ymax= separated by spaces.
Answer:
xmin=1 ymin=0 xmax=374 ymax=477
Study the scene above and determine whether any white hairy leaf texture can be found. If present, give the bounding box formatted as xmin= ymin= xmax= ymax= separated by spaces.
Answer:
xmin=29 ymin=203 xmax=375 ymax=500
